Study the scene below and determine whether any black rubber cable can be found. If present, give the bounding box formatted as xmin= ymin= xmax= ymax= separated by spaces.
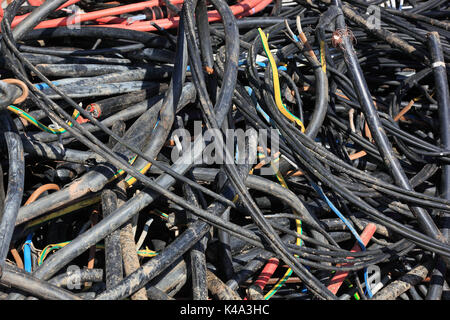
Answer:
xmin=0 ymin=110 xmax=25 ymax=270
xmin=334 ymin=0 xmax=444 ymax=246
xmin=426 ymin=32 xmax=450 ymax=300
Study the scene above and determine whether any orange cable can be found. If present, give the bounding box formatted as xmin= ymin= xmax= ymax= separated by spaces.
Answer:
xmin=348 ymin=150 xmax=367 ymax=161
xmin=10 ymin=247 xmax=24 ymax=269
xmin=24 ymin=183 xmax=60 ymax=206
xmin=394 ymin=99 xmax=415 ymax=122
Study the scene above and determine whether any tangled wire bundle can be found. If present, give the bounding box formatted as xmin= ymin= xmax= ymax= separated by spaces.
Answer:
xmin=0 ymin=0 xmax=448 ymax=302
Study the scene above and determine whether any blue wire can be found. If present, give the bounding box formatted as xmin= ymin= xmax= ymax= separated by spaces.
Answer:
xmin=247 ymin=42 xmax=372 ymax=297
xmin=255 ymin=61 xmax=288 ymax=72
xmin=364 ymin=269 xmax=373 ymax=297
xmin=35 ymin=81 xmax=58 ymax=91
xmin=245 ymin=86 xmax=271 ymax=124
xmin=23 ymin=233 xmax=33 ymax=273
xmin=310 ymin=181 xmax=374 ymax=298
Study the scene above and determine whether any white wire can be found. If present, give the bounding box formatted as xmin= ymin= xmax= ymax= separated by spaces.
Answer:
xmin=136 ymin=218 xmax=154 ymax=250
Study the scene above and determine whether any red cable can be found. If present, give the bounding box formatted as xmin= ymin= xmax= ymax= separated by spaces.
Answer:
xmin=92 ymin=0 xmax=273 ymax=32
xmin=244 ymin=257 xmax=279 ymax=300
xmin=12 ymin=0 xmax=183 ymax=29
xmin=9 ymin=0 xmax=272 ymax=32
xmin=327 ymin=223 xmax=377 ymax=295
xmin=254 ymin=258 xmax=279 ymax=290
xmin=12 ymin=0 xmax=82 ymax=27
xmin=27 ymin=0 xmax=44 ymax=6
xmin=94 ymin=16 xmax=128 ymax=25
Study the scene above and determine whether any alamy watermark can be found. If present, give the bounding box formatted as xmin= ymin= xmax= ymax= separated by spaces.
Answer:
xmin=66 ymin=265 xmax=81 ymax=290
xmin=64 ymin=5 xmax=83 ymax=30
xmin=170 ymin=121 xmax=280 ymax=175
xmin=366 ymin=5 xmax=381 ymax=30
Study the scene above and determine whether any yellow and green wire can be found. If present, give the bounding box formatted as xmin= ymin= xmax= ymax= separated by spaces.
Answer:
xmin=255 ymin=152 xmax=303 ymax=300
xmin=265 ymin=268 xmax=294 ymax=299
xmin=38 ymin=241 xmax=71 ymax=265
xmin=151 ymin=209 xmax=169 ymax=220
xmin=257 ymin=28 xmax=305 ymax=133
xmin=8 ymin=104 xmax=156 ymax=187
xmin=38 ymin=241 xmax=158 ymax=266
xmin=25 ymin=195 xmax=102 ymax=230
xmin=344 ymin=278 xmax=361 ymax=300
xmin=24 ymin=155 xmax=147 ymax=230
xmin=6 ymin=105 xmax=145 ymax=185
xmin=7 ymin=105 xmax=80 ymax=134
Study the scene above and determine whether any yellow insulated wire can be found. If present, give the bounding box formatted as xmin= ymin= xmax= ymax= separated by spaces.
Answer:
xmin=38 ymin=242 xmax=70 ymax=265
xmin=270 ymin=158 xmax=303 ymax=246
xmin=24 ymin=195 xmax=102 ymax=230
xmin=8 ymin=104 xmax=151 ymax=187
xmin=124 ymin=162 xmax=153 ymax=187
xmin=38 ymin=242 xmax=158 ymax=265
xmin=264 ymin=268 xmax=293 ymax=299
xmin=262 ymin=153 xmax=302 ymax=300
xmin=7 ymin=104 xmax=151 ymax=187
xmin=122 ymin=122 xmax=161 ymax=187
xmin=7 ymin=105 xmax=80 ymax=134
xmin=257 ymin=28 xmax=306 ymax=133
